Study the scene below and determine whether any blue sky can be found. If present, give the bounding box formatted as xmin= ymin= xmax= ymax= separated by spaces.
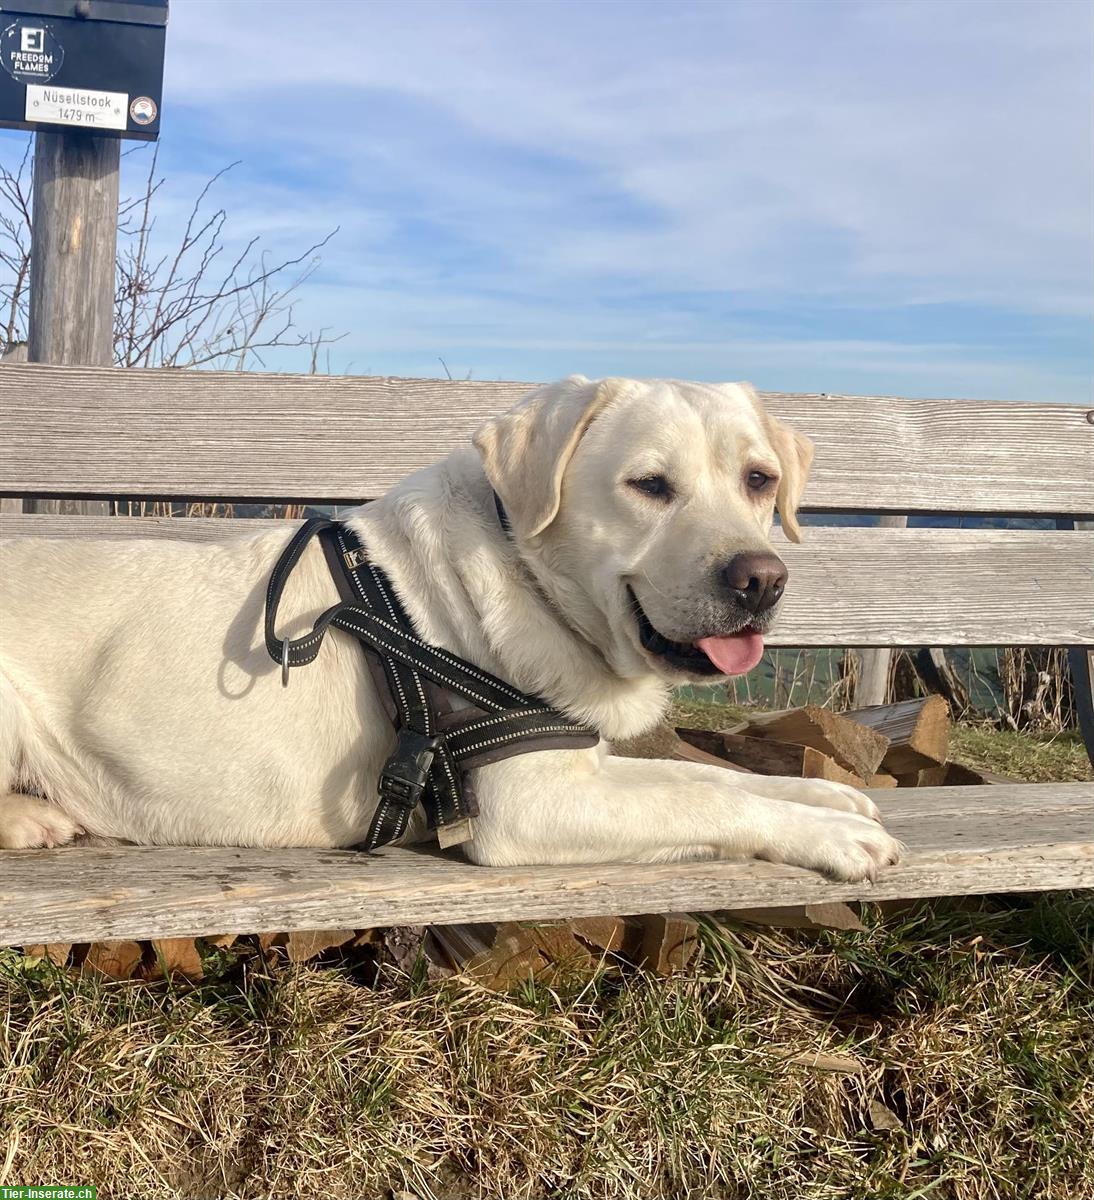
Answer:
xmin=11 ymin=0 xmax=1094 ymax=399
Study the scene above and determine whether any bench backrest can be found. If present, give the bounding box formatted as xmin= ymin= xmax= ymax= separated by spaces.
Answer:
xmin=1 ymin=362 xmax=1092 ymax=649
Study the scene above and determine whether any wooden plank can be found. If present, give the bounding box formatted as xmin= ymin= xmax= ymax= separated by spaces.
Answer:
xmin=1 ymin=364 xmax=1091 ymax=514
xmin=3 ymin=516 xmax=1092 ymax=647
xmin=1 ymin=783 xmax=1090 ymax=945
xmin=1070 ymin=519 xmax=1094 ymax=769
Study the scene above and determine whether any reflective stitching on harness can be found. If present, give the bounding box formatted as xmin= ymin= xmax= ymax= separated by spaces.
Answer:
xmin=459 ymin=725 xmax=589 ymax=757
xmin=333 ymin=615 xmax=506 ymax=712
xmin=337 ymin=533 xmax=413 ymax=720
xmin=447 ymin=707 xmax=553 ymax=738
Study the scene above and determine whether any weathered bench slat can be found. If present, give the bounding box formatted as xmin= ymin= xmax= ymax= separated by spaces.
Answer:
xmin=4 ymin=516 xmax=1091 ymax=645
xmin=1 ymin=783 xmax=1090 ymax=945
xmin=2 ymin=364 xmax=1091 ymax=515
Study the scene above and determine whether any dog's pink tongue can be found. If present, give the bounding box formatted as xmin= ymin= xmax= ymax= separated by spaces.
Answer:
xmin=695 ymin=630 xmax=765 ymax=676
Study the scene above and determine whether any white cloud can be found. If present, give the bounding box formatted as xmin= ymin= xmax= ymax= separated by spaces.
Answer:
xmin=122 ymin=1 xmax=1094 ymax=395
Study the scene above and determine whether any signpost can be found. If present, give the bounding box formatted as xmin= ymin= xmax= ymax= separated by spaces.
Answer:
xmin=0 ymin=0 xmax=166 ymax=140
xmin=0 ymin=0 xmax=167 ymax=513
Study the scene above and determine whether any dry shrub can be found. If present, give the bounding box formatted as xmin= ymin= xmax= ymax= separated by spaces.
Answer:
xmin=997 ymin=647 xmax=1075 ymax=732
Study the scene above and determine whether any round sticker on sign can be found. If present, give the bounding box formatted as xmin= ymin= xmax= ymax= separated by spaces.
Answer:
xmin=130 ymin=96 xmax=157 ymax=126
xmin=1 ymin=19 xmax=64 ymax=84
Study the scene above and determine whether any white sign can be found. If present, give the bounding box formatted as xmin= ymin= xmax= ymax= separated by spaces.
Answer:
xmin=24 ymin=84 xmax=127 ymax=131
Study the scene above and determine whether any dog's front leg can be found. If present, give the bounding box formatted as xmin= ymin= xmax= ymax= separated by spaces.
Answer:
xmin=465 ymin=747 xmax=901 ymax=883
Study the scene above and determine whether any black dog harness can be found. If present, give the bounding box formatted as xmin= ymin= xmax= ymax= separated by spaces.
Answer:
xmin=265 ymin=518 xmax=599 ymax=851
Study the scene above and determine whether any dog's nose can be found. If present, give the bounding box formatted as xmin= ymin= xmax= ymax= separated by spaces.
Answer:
xmin=723 ymin=552 xmax=788 ymax=615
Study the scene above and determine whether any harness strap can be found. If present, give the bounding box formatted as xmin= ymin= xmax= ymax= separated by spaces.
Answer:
xmin=264 ymin=518 xmax=598 ymax=850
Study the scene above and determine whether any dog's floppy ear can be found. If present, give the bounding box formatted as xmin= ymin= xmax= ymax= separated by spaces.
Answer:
xmin=765 ymin=413 xmax=814 ymax=543
xmin=473 ymin=375 xmax=622 ymax=538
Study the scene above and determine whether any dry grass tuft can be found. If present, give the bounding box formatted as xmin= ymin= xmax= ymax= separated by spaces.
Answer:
xmin=3 ymin=893 xmax=1092 ymax=1199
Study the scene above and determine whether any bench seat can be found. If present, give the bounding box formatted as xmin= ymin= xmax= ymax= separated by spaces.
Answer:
xmin=2 ymin=783 xmax=1091 ymax=945
xmin=2 ymin=364 xmax=1091 ymax=945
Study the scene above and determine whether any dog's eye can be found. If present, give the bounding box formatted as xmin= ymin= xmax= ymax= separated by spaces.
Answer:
xmin=746 ymin=470 xmax=775 ymax=492
xmin=628 ymin=474 xmax=674 ymax=500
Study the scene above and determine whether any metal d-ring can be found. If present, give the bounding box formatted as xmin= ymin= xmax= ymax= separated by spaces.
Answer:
xmin=281 ymin=640 xmax=291 ymax=688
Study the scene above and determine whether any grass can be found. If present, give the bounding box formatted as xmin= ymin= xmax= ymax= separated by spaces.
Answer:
xmin=1 ymin=716 xmax=1091 ymax=1198
xmin=949 ymin=725 xmax=1093 ymax=783
xmin=2 ymin=895 xmax=1092 ymax=1199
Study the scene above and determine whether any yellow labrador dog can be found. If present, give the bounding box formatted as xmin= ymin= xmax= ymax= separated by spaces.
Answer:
xmin=0 ymin=377 xmax=901 ymax=880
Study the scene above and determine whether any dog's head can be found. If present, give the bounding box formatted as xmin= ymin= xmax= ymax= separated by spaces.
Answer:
xmin=473 ymin=376 xmax=813 ymax=683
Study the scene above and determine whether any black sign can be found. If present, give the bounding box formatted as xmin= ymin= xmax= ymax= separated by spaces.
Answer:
xmin=0 ymin=0 xmax=167 ymax=141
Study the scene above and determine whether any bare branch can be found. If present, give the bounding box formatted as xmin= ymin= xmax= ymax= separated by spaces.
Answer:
xmin=0 ymin=136 xmax=344 ymax=370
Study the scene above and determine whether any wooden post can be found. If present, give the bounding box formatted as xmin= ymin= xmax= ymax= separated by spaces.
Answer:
xmin=1069 ymin=519 xmax=1094 ymax=769
xmin=25 ymin=130 xmax=119 ymax=516
xmin=854 ymin=515 xmax=909 ymax=705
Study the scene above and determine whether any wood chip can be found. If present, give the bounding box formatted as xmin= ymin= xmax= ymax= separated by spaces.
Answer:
xmin=782 ymin=1050 xmax=866 ymax=1074
xmin=868 ymin=1098 xmax=904 ymax=1132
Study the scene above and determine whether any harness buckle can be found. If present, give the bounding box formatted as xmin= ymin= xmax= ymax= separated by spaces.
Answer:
xmin=378 ymin=729 xmax=440 ymax=811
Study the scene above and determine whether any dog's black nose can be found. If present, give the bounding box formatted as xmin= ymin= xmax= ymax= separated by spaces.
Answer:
xmin=723 ymin=552 xmax=788 ymax=615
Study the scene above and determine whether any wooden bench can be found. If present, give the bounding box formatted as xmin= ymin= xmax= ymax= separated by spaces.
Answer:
xmin=1 ymin=363 xmax=1092 ymax=946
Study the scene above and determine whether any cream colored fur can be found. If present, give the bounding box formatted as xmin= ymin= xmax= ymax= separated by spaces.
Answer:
xmin=0 ymin=377 xmax=901 ymax=881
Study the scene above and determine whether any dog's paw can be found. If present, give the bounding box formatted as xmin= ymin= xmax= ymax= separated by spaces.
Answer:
xmin=783 ymin=778 xmax=882 ymax=822
xmin=0 ymin=794 xmax=84 ymax=850
xmin=761 ymin=808 xmax=903 ymax=883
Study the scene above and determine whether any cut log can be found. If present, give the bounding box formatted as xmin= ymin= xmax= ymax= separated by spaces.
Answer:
xmin=865 ymin=773 xmax=899 ymax=789
xmin=431 ymin=920 xmax=597 ymax=987
xmin=723 ymin=902 xmax=866 ymax=932
xmin=523 ymin=922 xmax=597 ymax=968
xmin=844 ymin=696 xmax=951 ymax=774
xmin=671 ymin=735 xmax=753 ymax=771
xmin=897 ymin=761 xmax=1016 ymax=788
xmin=635 ymin=913 xmax=701 ymax=975
xmin=81 ymin=940 xmax=142 ymax=979
xmin=942 ymin=762 xmax=1015 ymax=786
xmin=259 ymin=928 xmax=357 ymax=963
xmin=897 ymin=765 xmax=949 ymax=788
xmin=460 ymin=925 xmax=546 ymax=987
xmin=736 ymin=706 xmax=890 ymax=779
xmin=570 ymin=915 xmax=642 ymax=955
xmin=284 ymin=929 xmax=356 ymax=963
xmin=22 ymin=942 xmax=71 ymax=966
xmin=677 ymin=728 xmax=867 ymax=786
xmin=145 ymin=938 xmax=205 ymax=980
